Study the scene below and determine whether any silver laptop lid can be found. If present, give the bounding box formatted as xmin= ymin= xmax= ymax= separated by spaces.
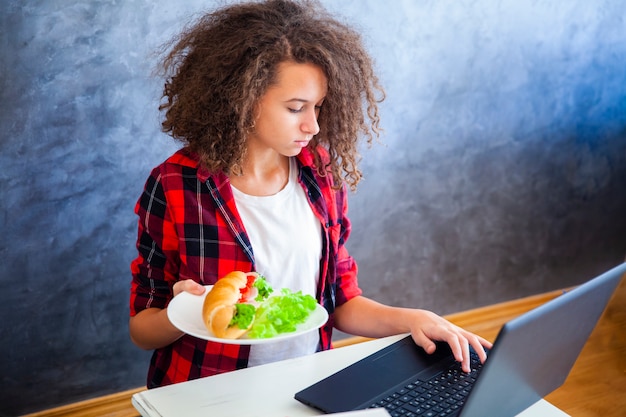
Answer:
xmin=458 ymin=262 xmax=625 ymax=417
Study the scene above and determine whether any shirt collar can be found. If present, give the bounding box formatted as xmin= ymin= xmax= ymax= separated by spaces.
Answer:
xmin=173 ymin=146 xmax=319 ymax=185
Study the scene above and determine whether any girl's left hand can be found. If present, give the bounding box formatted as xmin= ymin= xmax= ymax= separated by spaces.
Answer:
xmin=408 ymin=309 xmax=492 ymax=372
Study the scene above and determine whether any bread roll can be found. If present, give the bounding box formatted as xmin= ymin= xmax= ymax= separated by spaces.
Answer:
xmin=202 ymin=271 xmax=256 ymax=339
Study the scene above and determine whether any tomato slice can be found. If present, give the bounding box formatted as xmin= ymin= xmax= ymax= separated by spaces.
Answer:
xmin=237 ymin=275 xmax=257 ymax=303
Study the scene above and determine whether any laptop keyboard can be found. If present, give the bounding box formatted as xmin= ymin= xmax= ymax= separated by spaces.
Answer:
xmin=367 ymin=351 xmax=483 ymax=417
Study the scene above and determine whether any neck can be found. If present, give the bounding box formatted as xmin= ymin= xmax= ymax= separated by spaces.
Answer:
xmin=230 ymin=154 xmax=290 ymax=197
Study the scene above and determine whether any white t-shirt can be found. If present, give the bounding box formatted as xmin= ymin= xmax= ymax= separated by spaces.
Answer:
xmin=231 ymin=157 xmax=322 ymax=367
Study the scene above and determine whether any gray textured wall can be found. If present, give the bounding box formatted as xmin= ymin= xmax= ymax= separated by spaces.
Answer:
xmin=1 ymin=0 xmax=625 ymax=415
xmin=332 ymin=0 xmax=626 ymax=313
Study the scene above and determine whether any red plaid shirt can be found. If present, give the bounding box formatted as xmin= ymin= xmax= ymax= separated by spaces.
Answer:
xmin=130 ymin=147 xmax=362 ymax=388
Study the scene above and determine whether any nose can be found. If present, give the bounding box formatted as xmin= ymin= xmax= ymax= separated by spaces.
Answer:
xmin=301 ymin=108 xmax=320 ymax=136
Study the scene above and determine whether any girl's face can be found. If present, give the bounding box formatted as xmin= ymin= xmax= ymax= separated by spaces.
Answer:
xmin=249 ymin=61 xmax=328 ymax=158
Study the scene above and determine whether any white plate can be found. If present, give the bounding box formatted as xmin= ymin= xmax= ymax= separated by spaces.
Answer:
xmin=167 ymin=285 xmax=329 ymax=345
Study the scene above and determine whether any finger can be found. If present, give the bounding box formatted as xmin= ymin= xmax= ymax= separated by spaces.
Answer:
xmin=454 ymin=336 xmax=471 ymax=373
xmin=173 ymin=280 xmax=205 ymax=297
xmin=187 ymin=281 xmax=206 ymax=295
xmin=430 ymin=331 xmax=468 ymax=372
xmin=462 ymin=332 xmax=491 ymax=364
xmin=410 ymin=331 xmax=437 ymax=355
xmin=471 ymin=335 xmax=492 ymax=363
xmin=435 ymin=328 xmax=476 ymax=372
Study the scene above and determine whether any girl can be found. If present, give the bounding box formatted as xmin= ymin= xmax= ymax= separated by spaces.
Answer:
xmin=129 ymin=0 xmax=491 ymax=389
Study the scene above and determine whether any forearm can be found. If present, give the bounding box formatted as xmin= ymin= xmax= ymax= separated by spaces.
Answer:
xmin=129 ymin=307 xmax=184 ymax=350
xmin=333 ymin=296 xmax=417 ymax=338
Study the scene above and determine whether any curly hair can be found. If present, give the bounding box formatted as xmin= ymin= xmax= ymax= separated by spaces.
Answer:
xmin=157 ymin=0 xmax=385 ymax=190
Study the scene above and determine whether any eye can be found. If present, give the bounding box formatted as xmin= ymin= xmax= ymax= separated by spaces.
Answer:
xmin=288 ymin=107 xmax=304 ymax=113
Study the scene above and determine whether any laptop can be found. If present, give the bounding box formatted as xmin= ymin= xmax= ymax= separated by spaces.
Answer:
xmin=295 ymin=262 xmax=626 ymax=417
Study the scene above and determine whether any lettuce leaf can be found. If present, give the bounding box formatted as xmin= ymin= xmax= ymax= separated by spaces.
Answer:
xmin=229 ymin=303 xmax=256 ymax=329
xmin=247 ymin=288 xmax=317 ymax=339
xmin=253 ymin=275 xmax=274 ymax=302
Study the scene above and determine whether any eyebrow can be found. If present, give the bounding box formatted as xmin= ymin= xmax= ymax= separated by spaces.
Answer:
xmin=285 ymin=97 xmax=325 ymax=104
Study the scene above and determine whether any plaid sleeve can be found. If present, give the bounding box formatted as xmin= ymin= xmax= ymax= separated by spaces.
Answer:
xmin=130 ymin=167 xmax=180 ymax=315
xmin=332 ymin=183 xmax=362 ymax=306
